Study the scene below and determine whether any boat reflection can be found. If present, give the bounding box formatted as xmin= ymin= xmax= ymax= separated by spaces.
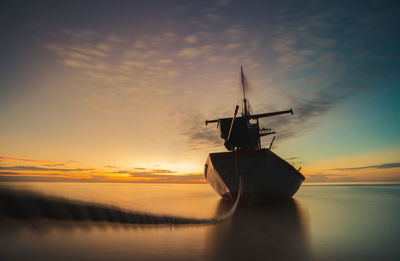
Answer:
xmin=207 ymin=199 xmax=311 ymax=261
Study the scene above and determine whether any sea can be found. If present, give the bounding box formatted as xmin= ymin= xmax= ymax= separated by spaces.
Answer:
xmin=0 ymin=182 xmax=399 ymax=261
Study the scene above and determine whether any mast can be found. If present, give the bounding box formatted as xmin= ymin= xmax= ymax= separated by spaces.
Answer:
xmin=205 ymin=66 xmax=294 ymax=152
xmin=241 ymin=66 xmax=249 ymax=117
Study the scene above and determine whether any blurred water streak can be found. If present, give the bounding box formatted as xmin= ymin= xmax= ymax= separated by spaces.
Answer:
xmin=0 ymin=182 xmax=399 ymax=261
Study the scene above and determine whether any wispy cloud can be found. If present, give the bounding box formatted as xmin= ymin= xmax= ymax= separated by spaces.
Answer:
xmin=176 ymin=5 xmax=398 ymax=150
xmin=0 ymin=156 xmax=65 ymax=165
xmin=305 ymin=173 xmax=358 ymax=183
xmin=184 ymin=35 xmax=198 ymax=43
xmin=0 ymin=172 xmax=22 ymax=175
xmin=253 ymin=4 xmax=399 ymax=144
xmin=41 ymin=28 xmax=182 ymax=109
xmin=177 ymin=47 xmax=207 ymax=59
xmin=34 ymin=2 xmax=399 ymax=154
xmin=180 ymin=110 xmax=226 ymax=151
xmin=112 ymin=168 xmax=175 ymax=176
xmin=111 ymin=168 xmax=204 ymax=183
xmin=38 ymin=20 xmax=263 ymax=126
xmin=331 ymin=162 xmax=400 ymax=171
xmin=0 ymin=166 xmax=93 ymax=172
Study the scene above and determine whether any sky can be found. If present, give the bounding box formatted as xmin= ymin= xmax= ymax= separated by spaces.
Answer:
xmin=1 ymin=0 xmax=399 ymax=183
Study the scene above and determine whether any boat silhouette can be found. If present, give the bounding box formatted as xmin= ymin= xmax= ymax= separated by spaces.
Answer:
xmin=204 ymin=66 xmax=305 ymax=202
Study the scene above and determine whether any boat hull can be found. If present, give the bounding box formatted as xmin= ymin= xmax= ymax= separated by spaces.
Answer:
xmin=204 ymin=149 xmax=305 ymax=201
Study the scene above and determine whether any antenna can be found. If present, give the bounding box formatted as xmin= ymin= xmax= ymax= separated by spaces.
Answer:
xmin=241 ymin=66 xmax=249 ymax=117
xmin=241 ymin=65 xmax=246 ymax=100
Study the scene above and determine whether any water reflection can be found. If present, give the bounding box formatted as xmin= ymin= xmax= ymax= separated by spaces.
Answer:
xmin=207 ymin=199 xmax=311 ymax=261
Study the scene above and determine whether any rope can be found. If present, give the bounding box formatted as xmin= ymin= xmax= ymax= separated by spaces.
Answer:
xmin=0 ymin=174 xmax=243 ymax=225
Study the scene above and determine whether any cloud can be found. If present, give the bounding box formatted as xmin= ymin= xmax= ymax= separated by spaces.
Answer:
xmin=184 ymin=35 xmax=198 ymax=43
xmin=40 ymin=23 xmax=259 ymax=115
xmin=164 ymin=32 xmax=177 ymax=39
xmin=225 ymin=43 xmax=241 ymax=50
xmin=106 ymin=34 xmax=125 ymax=43
xmin=112 ymin=168 xmax=204 ymax=182
xmin=0 ymin=165 xmax=93 ymax=172
xmin=133 ymin=40 xmax=145 ymax=48
xmin=305 ymin=173 xmax=358 ymax=183
xmin=69 ymin=45 xmax=108 ymax=57
xmin=181 ymin=81 xmax=348 ymax=150
xmin=177 ymin=47 xmax=206 ymax=59
xmin=40 ymin=28 xmax=192 ymax=110
xmin=180 ymin=110 xmax=226 ymax=150
xmin=184 ymin=125 xmax=222 ymax=150
xmin=305 ymin=174 xmax=330 ymax=182
xmin=43 ymin=163 xmax=68 ymax=167
xmin=0 ymin=172 xmax=21 ymax=175
xmin=38 ymin=8 xmax=394 ymax=152
xmin=284 ymin=156 xmax=299 ymax=161
xmin=251 ymin=5 xmax=399 ymax=144
xmin=238 ymin=6 xmax=398 ymax=148
xmin=60 ymin=28 xmax=98 ymax=41
xmin=158 ymin=59 xmax=173 ymax=64
xmin=331 ymin=162 xmax=400 ymax=171
xmin=97 ymin=43 xmax=112 ymax=51
xmin=0 ymin=156 xmax=65 ymax=165
xmin=112 ymin=168 xmax=176 ymax=176
xmin=261 ymin=83 xmax=351 ymax=141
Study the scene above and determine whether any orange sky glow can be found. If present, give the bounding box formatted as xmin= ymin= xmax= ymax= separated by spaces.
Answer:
xmin=1 ymin=154 xmax=399 ymax=184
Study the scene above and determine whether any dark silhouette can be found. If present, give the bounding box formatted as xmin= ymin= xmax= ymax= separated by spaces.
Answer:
xmin=204 ymin=66 xmax=305 ymax=201
xmin=0 ymin=187 xmax=238 ymax=226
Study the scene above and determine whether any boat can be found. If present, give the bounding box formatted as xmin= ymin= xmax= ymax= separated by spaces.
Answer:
xmin=204 ymin=66 xmax=305 ymax=201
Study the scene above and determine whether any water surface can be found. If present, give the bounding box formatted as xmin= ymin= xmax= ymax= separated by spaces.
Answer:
xmin=1 ymin=182 xmax=399 ymax=260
